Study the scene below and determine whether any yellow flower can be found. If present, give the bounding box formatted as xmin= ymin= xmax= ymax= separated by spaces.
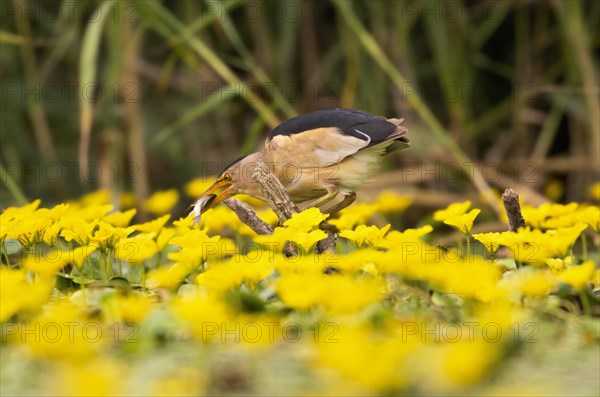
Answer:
xmin=147 ymin=262 xmax=191 ymax=289
xmin=286 ymin=229 xmax=328 ymax=251
xmin=521 ymin=202 xmax=578 ymax=229
xmin=42 ymin=222 xmax=62 ymax=246
xmin=276 ymin=273 xmax=382 ymax=315
xmin=156 ymin=227 xmax=176 ymax=251
xmin=172 ymin=292 xmax=232 ymax=340
xmin=541 ymin=205 xmax=598 ymax=229
xmin=318 ymin=325 xmax=413 ymax=390
xmin=340 ymin=224 xmax=391 ymax=247
xmin=169 ymin=230 xmax=232 ymax=263
xmin=375 ymin=191 xmax=412 ymax=213
xmin=588 ymin=181 xmax=600 ymax=200
xmin=498 ymin=231 xmax=548 ymax=265
xmin=284 ymin=207 xmax=329 ymax=232
xmin=91 ymin=222 xmax=135 ymax=248
xmin=330 ymin=203 xmax=378 ymax=230
xmin=322 ymin=275 xmax=383 ymax=315
xmin=379 ymin=225 xmax=433 ymax=249
xmin=134 ymin=214 xmax=170 ymax=234
xmin=57 ymin=358 xmax=126 ymax=396
xmin=77 ymin=204 xmax=114 ymax=222
xmin=120 ymin=191 xmax=136 ymax=209
xmin=167 ymin=234 xmax=228 ymax=267
xmin=195 ymin=259 xmax=273 ymax=294
xmin=68 ymin=244 xmax=99 ymax=268
xmin=0 ymin=267 xmax=53 ymax=322
xmin=1 ymin=199 xmax=41 ymax=221
xmin=498 ymin=267 xmax=555 ymax=299
xmin=172 ymin=215 xmax=198 ymax=233
xmin=545 ymin=256 xmax=572 ymax=274
xmin=440 ymin=340 xmax=502 ymax=388
xmin=576 ymin=206 xmax=600 ymax=232
xmin=20 ymin=302 xmax=101 ymax=361
xmin=556 ymin=261 xmax=596 ymax=290
xmin=37 ymin=203 xmax=69 ymax=221
xmin=497 ymin=223 xmax=587 ymax=265
xmin=433 ymin=200 xmax=471 ymax=221
xmin=90 ymin=221 xmax=114 ymax=246
xmin=427 ymin=258 xmax=501 ymax=300
xmin=443 ymin=209 xmax=480 ymax=235
xmin=276 ymin=273 xmax=326 ymax=310
xmin=21 ymin=252 xmax=69 ymax=278
xmin=551 ymin=223 xmax=588 ymax=255
xmin=341 ymin=248 xmax=389 ymax=274
xmin=253 ymin=209 xmax=330 ymax=252
xmin=79 ymin=189 xmax=110 ymax=205
xmin=274 ymin=252 xmax=338 ymax=275
xmin=144 ymin=189 xmax=179 ymax=215
xmin=8 ymin=216 xmax=52 ymax=246
xmin=472 ymin=232 xmax=503 ymax=257
xmin=114 ymin=234 xmax=158 ymax=265
xmin=170 ymin=228 xmax=217 ymax=248
xmin=255 ymin=227 xmax=327 ymax=252
xmin=112 ymin=293 xmax=153 ymax=323
xmin=544 ymin=179 xmax=564 ymax=202
xmin=103 ymin=209 xmax=137 ymax=227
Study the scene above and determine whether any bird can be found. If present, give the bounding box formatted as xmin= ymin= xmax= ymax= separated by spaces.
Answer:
xmin=190 ymin=108 xmax=409 ymax=221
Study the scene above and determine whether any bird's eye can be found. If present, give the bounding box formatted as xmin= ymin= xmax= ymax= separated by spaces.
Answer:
xmin=223 ymin=174 xmax=231 ymax=181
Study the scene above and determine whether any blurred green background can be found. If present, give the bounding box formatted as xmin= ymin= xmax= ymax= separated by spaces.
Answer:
xmin=1 ymin=0 xmax=598 ymax=220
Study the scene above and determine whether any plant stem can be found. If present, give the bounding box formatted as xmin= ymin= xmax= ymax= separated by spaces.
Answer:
xmin=103 ymin=252 xmax=113 ymax=281
xmin=0 ymin=164 xmax=28 ymax=205
xmin=80 ymin=280 xmax=87 ymax=303
xmin=2 ymin=244 xmax=10 ymax=267
xmin=466 ymin=235 xmax=471 ymax=261
xmin=141 ymin=265 xmax=146 ymax=292
xmin=581 ymin=234 xmax=588 ymax=261
xmin=156 ymin=252 xmax=162 ymax=269
xmin=579 ymin=290 xmax=591 ymax=316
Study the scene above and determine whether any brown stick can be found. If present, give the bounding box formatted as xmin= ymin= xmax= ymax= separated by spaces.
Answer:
xmin=315 ymin=230 xmax=338 ymax=254
xmin=502 ymin=188 xmax=526 ymax=269
xmin=251 ymin=156 xmax=300 ymax=224
xmin=223 ymin=198 xmax=273 ymax=235
xmin=502 ymin=189 xmax=526 ymax=232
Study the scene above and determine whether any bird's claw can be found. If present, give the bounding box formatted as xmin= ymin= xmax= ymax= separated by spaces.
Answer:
xmin=319 ymin=221 xmax=339 ymax=234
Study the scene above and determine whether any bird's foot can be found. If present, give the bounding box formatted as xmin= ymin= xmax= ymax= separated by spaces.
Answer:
xmin=319 ymin=221 xmax=339 ymax=234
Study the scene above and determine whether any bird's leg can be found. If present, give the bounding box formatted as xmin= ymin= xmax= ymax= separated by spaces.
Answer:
xmin=321 ymin=191 xmax=356 ymax=215
xmin=316 ymin=192 xmax=357 ymax=233
xmin=297 ymin=185 xmax=339 ymax=212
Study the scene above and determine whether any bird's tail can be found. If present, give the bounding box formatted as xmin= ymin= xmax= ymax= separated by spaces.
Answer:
xmin=383 ymin=118 xmax=409 ymax=154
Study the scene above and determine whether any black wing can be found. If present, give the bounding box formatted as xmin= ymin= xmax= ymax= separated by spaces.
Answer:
xmin=267 ymin=108 xmax=397 ymax=146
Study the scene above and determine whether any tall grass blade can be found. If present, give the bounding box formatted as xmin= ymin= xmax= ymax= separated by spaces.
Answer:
xmin=79 ymin=0 xmax=115 ymax=179
xmin=334 ymin=0 xmax=500 ymax=213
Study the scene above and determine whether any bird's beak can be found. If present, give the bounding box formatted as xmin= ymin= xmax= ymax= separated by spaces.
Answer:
xmin=194 ymin=178 xmax=234 ymax=213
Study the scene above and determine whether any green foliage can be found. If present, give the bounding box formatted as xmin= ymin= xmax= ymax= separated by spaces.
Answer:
xmin=1 ymin=0 xmax=598 ymax=211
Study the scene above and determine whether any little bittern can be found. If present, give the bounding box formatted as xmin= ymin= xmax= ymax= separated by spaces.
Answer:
xmin=191 ymin=108 xmax=409 ymax=219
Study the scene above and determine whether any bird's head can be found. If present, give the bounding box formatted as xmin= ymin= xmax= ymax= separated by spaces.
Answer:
xmin=191 ymin=152 xmax=264 ymax=214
